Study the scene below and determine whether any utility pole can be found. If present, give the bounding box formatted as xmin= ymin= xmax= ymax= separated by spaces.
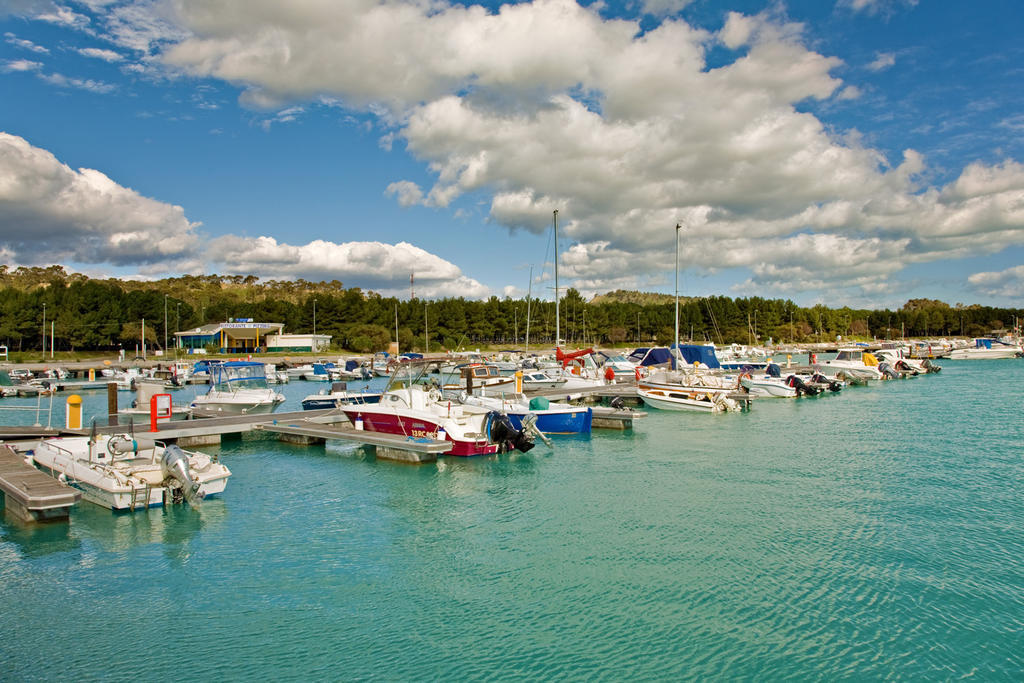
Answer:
xmin=41 ymin=303 xmax=46 ymax=355
xmin=164 ymin=295 xmax=168 ymax=353
xmin=674 ymin=223 xmax=681 ymax=358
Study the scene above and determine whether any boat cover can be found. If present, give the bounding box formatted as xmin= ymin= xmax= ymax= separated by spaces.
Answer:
xmin=671 ymin=344 xmax=722 ymax=370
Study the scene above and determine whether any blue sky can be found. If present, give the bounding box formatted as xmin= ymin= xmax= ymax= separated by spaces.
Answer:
xmin=1 ymin=0 xmax=1023 ymax=308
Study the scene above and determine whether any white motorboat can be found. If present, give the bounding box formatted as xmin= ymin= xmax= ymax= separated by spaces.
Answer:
xmin=815 ymin=348 xmax=884 ymax=381
xmin=27 ymin=432 xmax=230 ymax=510
xmin=338 ymin=361 xmax=536 ymax=457
xmin=520 ymin=370 xmax=570 ymax=391
xmin=949 ymin=338 xmax=1022 ymax=360
xmin=189 ymin=361 xmax=286 ymax=417
xmin=441 ymin=363 xmax=517 ymax=395
xmin=637 ymin=369 xmax=741 ymax=412
xmin=739 ymin=373 xmax=798 ymax=398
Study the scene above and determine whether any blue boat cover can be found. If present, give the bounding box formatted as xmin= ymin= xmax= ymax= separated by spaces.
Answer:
xmin=670 ymin=344 xmax=721 ymax=370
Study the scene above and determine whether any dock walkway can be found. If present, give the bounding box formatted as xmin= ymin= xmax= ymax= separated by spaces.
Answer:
xmin=0 ymin=445 xmax=80 ymax=523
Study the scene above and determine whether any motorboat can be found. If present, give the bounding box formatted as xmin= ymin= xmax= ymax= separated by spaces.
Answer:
xmin=301 ymin=382 xmax=383 ymax=410
xmin=637 ymin=369 xmax=741 ymax=412
xmin=814 ymin=348 xmax=885 ymax=381
xmin=264 ymin=364 xmax=290 ymax=384
xmin=338 ymin=361 xmax=536 ymax=457
xmin=188 ymin=361 xmax=286 ymax=417
xmin=27 ymin=432 xmax=230 ymax=511
xmin=520 ymin=370 xmax=570 ymax=391
xmin=441 ymin=363 xmax=517 ymax=395
xmin=874 ymin=348 xmax=940 ymax=375
xmin=593 ymin=352 xmax=638 ymax=379
xmin=459 ymin=392 xmax=592 ymax=434
xmin=949 ymin=338 xmax=1022 ymax=360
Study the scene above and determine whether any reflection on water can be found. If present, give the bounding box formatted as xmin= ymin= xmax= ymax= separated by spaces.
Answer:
xmin=0 ymin=515 xmax=81 ymax=558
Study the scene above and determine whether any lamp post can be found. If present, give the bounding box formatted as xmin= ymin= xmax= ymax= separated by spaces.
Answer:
xmin=164 ymin=295 xmax=168 ymax=354
xmin=41 ymin=302 xmax=46 ymax=354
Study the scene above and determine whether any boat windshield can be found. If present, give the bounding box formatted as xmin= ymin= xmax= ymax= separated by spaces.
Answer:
xmin=211 ymin=362 xmax=270 ymax=390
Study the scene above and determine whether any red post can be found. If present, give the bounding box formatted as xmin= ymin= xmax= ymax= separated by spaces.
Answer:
xmin=150 ymin=393 xmax=173 ymax=432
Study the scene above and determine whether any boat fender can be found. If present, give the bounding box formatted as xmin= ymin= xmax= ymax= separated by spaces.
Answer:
xmin=428 ymin=387 xmax=442 ymax=403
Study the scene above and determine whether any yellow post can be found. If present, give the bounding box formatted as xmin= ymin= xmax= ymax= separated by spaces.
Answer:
xmin=88 ymin=368 xmax=95 ymax=381
xmin=515 ymin=370 xmax=523 ymax=394
xmin=66 ymin=394 xmax=83 ymax=430
xmin=786 ymin=354 xmax=792 ymax=368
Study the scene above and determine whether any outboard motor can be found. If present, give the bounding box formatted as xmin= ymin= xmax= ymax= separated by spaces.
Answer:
xmin=160 ymin=445 xmax=203 ymax=506
xmin=921 ymin=359 xmax=942 ymax=373
xmin=877 ymin=362 xmax=899 ymax=379
xmin=785 ymin=375 xmax=821 ymax=396
xmin=894 ymin=360 xmax=919 ymax=376
xmin=810 ymin=373 xmax=843 ymax=392
xmin=486 ymin=411 xmax=535 ymax=453
xmin=766 ymin=363 xmax=782 ymax=378
xmin=609 ymin=396 xmax=626 ymax=410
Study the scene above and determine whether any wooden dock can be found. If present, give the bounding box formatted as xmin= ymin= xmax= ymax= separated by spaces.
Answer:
xmin=0 ymin=445 xmax=81 ymax=523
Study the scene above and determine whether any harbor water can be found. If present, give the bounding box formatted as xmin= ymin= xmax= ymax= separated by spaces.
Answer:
xmin=1 ymin=360 xmax=1022 ymax=679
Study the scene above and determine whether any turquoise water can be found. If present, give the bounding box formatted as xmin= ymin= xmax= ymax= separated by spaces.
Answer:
xmin=2 ymin=361 xmax=1023 ymax=679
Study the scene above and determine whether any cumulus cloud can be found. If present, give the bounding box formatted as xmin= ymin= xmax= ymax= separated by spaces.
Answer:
xmin=0 ymin=132 xmax=489 ymax=296
xmin=0 ymin=131 xmax=201 ymax=265
xmin=967 ymin=265 xmax=1024 ymax=298
xmin=205 ymin=235 xmax=489 ymax=298
xmin=8 ymin=0 xmax=1024 ymax=302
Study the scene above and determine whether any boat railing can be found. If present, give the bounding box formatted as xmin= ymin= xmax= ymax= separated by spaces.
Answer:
xmin=0 ymin=391 xmax=57 ymax=427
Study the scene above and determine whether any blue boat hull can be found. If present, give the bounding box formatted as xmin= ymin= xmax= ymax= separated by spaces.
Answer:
xmin=506 ymin=407 xmax=592 ymax=434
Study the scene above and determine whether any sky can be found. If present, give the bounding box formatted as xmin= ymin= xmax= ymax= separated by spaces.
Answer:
xmin=1 ymin=0 xmax=1023 ymax=309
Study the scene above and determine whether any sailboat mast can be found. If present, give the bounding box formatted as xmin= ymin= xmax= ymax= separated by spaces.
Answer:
xmin=674 ymin=223 xmax=681 ymax=364
xmin=554 ymin=209 xmax=559 ymax=349
xmin=525 ymin=265 xmax=533 ymax=352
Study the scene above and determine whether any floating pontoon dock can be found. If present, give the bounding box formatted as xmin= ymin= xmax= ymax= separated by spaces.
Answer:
xmin=0 ymin=445 xmax=81 ymax=523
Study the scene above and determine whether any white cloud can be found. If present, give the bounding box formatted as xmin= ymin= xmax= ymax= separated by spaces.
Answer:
xmin=4 ymin=32 xmax=49 ymax=53
xmin=967 ymin=265 xmax=1024 ymax=298
xmin=34 ymin=4 xmax=90 ymax=29
xmin=2 ymin=58 xmax=42 ymax=72
xmin=7 ymin=1 xmax=1023 ymax=302
xmin=386 ymin=180 xmax=425 ymax=208
xmin=78 ymin=46 xmax=123 ymax=62
xmin=0 ymin=131 xmax=201 ymax=265
xmin=38 ymin=71 xmax=116 ymax=93
xmin=205 ymin=235 xmax=489 ymax=298
xmin=867 ymin=51 xmax=895 ymax=71
xmin=640 ymin=0 xmax=694 ymax=17
xmin=0 ymin=132 xmax=491 ymax=296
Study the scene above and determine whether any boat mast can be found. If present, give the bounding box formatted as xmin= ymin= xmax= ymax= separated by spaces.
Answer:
xmin=674 ymin=223 xmax=681 ymax=368
xmin=554 ymin=209 xmax=559 ymax=349
xmin=525 ymin=265 xmax=533 ymax=352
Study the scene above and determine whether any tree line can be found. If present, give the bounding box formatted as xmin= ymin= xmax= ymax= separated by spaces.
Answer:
xmin=0 ymin=266 xmax=1020 ymax=355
